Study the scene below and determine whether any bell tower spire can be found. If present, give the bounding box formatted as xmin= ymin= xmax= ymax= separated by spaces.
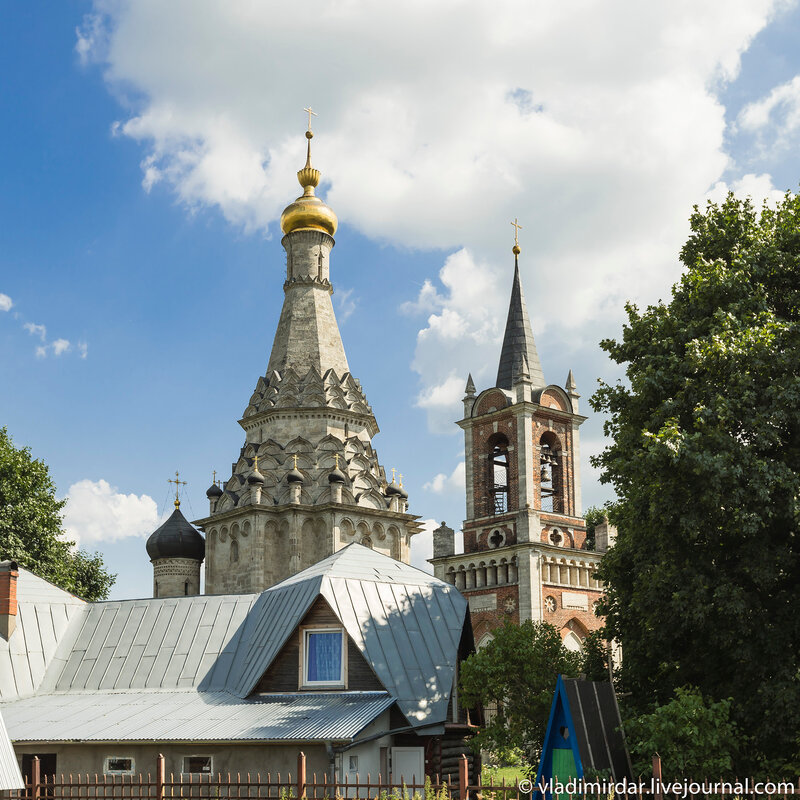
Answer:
xmin=495 ymin=224 xmax=545 ymax=390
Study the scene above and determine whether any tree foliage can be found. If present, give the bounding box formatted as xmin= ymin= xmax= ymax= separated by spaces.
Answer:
xmin=591 ymin=193 xmax=800 ymax=773
xmin=459 ymin=621 xmax=585 ymax=765
xmin=624 ymin=687 xmax=739 ymax=779
xmin=583 ymin=505 xmax=610 ymax=550
xmin=0 ymin=427 xmax=115 ymax=600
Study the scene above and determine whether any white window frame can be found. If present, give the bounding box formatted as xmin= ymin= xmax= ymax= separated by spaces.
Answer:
xmin=300 ymin=626 xmax=346 ymax=688
xmin=182 ymin=755 xmax=214 ymax=775
xmin=104 ymin=757 xmax=135 ymax=775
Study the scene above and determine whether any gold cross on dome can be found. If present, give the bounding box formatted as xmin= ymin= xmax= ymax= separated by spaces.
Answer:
xmin=334 ymin=453 xmax=340 ymax=469
xmin=391 ymin=467 xmax=397 ymax=483
xmin=253 ymin=454 xmax=259 ymax=471
xmin=212 ymin=469 xmax=217 ymax=484
xmin=168 ymin=471 xmax=187 ymax=508
xmin=304 ymin=106 xmax=317 ymax=131
xmin=511 ymin=218 xmax=523 ymax=247
xmin=293 ymin=454 xmax=299 ymax=469
xmin=398 ymin=473 xmax=404 ymax=488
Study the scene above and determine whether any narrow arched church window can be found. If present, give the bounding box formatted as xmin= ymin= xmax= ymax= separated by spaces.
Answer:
xmin=539 ymin=432 xmax=563 ymax=513
xmin=230 ymin=538 xmax=239 ymax=563
xmin=488 ymin=434 xmax=509 ymax=514
xmin=184 ymin=581 xmax=189 ymax=596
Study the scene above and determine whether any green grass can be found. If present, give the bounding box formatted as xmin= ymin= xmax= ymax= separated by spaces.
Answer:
xmin=480 ymin=766 xmax=529 ymax=785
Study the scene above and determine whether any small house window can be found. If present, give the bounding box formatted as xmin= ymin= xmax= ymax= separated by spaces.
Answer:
xmin=230 ymin=539 xmax=239 ymax=563
xmin=183 ymin=756 xmax=213 ymax=774
xmin=105 ymin=757 xmax=134 ymax=775
xmin=303 ymin=628 xmax=345 ymax=686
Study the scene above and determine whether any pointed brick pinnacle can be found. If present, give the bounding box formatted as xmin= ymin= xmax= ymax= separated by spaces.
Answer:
xmin=496 ymin=257 xmax=545 ymax=390
xmin=566 ymin=369 xmax=578 ymax=393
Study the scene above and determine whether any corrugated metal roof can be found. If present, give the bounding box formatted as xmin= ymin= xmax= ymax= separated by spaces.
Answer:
xmin=0 ymin=709 xmax=23 ymax=790
xmin=42 ymin=593 xmax=259 ymax=693
xmin=2 ymin=545 xmax=467 ymax=740
xmin=233 ymin=545 xmax=468 ymax=728
xmin=3 ymin=691 xmax=392 ymax=743
xmin=0 ymin=569 xmax=86 ymax=699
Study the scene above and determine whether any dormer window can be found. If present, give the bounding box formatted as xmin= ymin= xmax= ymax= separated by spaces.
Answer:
xmin=302 ymin=627 xmax=346 ymax=687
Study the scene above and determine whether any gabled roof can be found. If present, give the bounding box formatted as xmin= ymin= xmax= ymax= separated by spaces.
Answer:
xmin=535 ymin=675 xmax=632 ymax=791
xmin=496 ymin=256 xmax=545 ymax=390
xmin=1 ymin=546 xmax=468 ymax=739
xmin=0 ymin=569 xmax=85 ymax=699
xmin=230 ymin=545 xmax=468 ymax=727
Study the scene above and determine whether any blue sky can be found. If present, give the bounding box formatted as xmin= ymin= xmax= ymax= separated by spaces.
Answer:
xmin=3 ymin=1 xmax=800 ymax=600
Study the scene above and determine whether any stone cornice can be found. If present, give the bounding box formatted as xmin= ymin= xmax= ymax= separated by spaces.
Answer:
xmin=429 ymin=541 xmax=603 ymax=565
xmin=194 ymin=502 xmax=423 ymax=534
xmin=457 ymin=402 xmax=588 ymax=429
xmin=239 ymin=406 xmax=380 ymax=438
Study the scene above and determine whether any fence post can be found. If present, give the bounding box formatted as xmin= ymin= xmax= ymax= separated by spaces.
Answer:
xmin=652 ymin=753 xmax=662 ymax=800
xmin=459 ymin=754 xmax=468 ymax=800
xmin=297 ymin=752 xmax=307 ymax=800
xmin=157 ymin=754 xmax=165 ymax=800
xmin=31 ymin=756 xmax=40 ymax=800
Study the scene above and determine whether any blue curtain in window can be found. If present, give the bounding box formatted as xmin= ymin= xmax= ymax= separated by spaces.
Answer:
xmin=307 ymin=631 xmax=342 ymax=682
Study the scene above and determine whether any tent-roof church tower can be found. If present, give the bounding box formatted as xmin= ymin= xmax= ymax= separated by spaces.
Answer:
xmin=182 ymin=114 xmax=421 ymax=595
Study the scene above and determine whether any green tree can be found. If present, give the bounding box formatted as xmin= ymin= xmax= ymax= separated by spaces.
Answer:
xmin=459 ymin=620 xmax=582 ymax=765
xmin=624 ymin=687 xmax=739 ymax=779
xmin=0 ymin=427 xmax=115 ymax=600
xmin=591 ymin=193 xmax=800 ymax=773
xmin=583 ymin=505 xmax=610 ymax=550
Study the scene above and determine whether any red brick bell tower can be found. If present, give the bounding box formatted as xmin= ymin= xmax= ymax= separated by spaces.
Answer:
xmin=429 ymin=240 xmax=606 ymax=651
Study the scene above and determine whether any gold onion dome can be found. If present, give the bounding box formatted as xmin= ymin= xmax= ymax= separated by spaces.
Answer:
xmin=280 ymin=129 xmax=338 ymax=236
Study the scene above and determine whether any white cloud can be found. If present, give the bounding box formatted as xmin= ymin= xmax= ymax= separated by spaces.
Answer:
xmin=409 ymin=518 xmax=437 ymax=573
xmin=19 ymin=319 xmax=85 ymax=359
xmin=424 ymin=461 xmax=466 ymax=494
xmin=334 ymin=288 xmax=357 ymax=323
xmin=0 ymin=293 xmax=12 ymax=312
xmin=52 ymin=338 xmax=72 ymax=356
xmin=705 ymin=172 xmax=786 ymax=207
xmin=77 ymin=0 xmax=784 ymax=427
xmin=737 ymin=74 xmax=800 ymax=151
xmin=62 ymin=479 xmax=162 ymax=545
xmin=410 ymin=518 xmax=464 ymax=572
xmin=75 ymin=13 xmax=107 ymax=66
xmin=24 ymin=322 xmax=47 ymax=341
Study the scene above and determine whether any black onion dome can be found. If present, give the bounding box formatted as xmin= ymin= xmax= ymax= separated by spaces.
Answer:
xmin=287 ymin=467 xmax=305 ymax=484
xmin=146 ymin=508 xmax=205 ymax=561
xmin=206 ymin=483 xmax=223 ymax=498
xmin=385 ymin=481 xmax=402 ymax=497
xmin=248 ymin=468 xmax=265 ymax=485
xmin=328 ymin=467 xmax=347 ymax=484
xmin=397 ymin=484 xmax=409 ymax=499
